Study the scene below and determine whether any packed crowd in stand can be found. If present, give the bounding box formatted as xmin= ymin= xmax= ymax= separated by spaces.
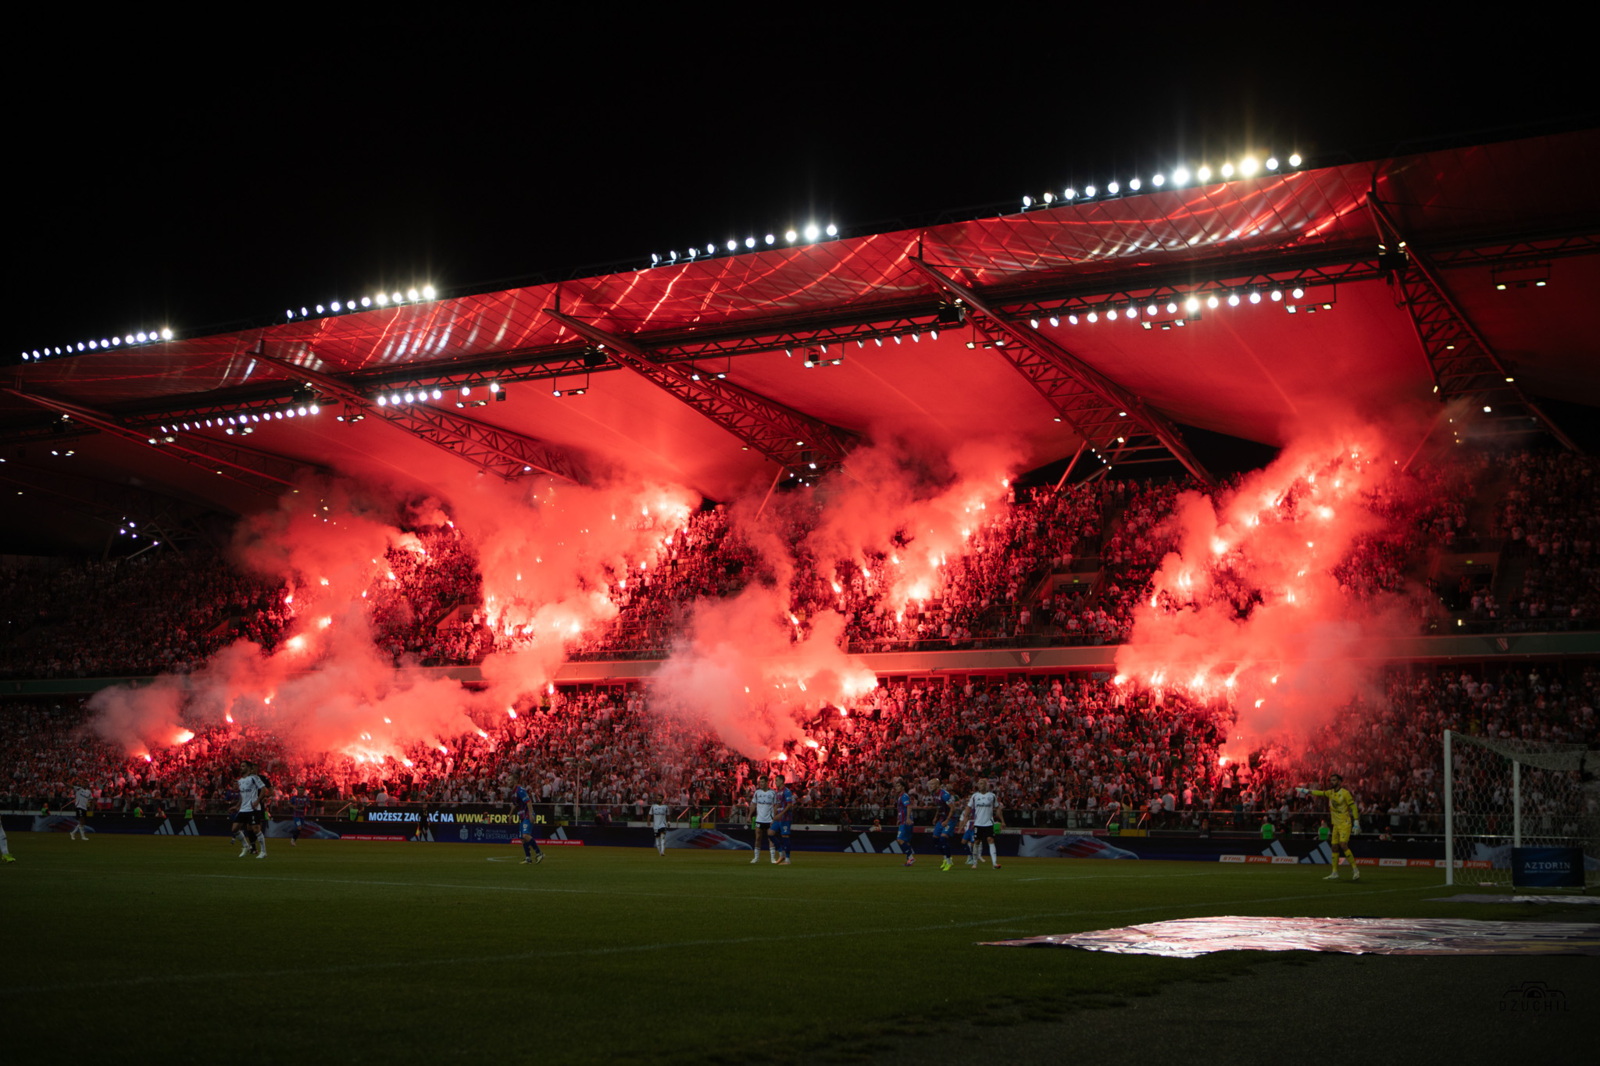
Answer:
xmin=1491 ymin=451 xmax=1600 ymax=629
xmin=0 ymin=553 xmax=285 ymax=679
xmin=6 ymin=661 xmax=1594 ymax=840
xmin=8 ymin=449 xmax=1559 ymax=681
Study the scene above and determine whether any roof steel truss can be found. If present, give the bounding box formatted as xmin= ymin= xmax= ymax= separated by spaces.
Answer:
xmin=907 ymin=257 xmax=1213 ymax=486
xmin=3 ymin=388 xmax=308 ymax=497
xmin=1369 ymin=201 xmax=1579 ymax=451
xmin=545 ymin=310 xmax=856 ymax=479
xmin=252 ymin=353 xmax=586 ymax=483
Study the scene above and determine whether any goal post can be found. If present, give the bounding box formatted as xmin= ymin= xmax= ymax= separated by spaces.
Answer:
xmin=1443 ymin=729 xmax=1598 ymax=890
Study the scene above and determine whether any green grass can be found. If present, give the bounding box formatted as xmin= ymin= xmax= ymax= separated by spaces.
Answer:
xmin=6 ymin=836 xmax=1595 ymax=1064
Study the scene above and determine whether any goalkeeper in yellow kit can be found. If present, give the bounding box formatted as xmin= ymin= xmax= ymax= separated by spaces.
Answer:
xmin=1300 ymin=773 xmax=1360 ymax=881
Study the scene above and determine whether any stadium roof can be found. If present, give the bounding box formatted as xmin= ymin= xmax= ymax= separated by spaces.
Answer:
xmin=4 ymin=128 xmax=1597 ymax=554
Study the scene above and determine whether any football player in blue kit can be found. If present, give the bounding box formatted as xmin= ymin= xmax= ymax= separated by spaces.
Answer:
xmin=773 ymin=778 xmax=795 ymax=865
xmin=512 ymin=784 xmax=543 ymax=865
xmin=928 ymin=776 xmax=957 ymax=871
xmin=895 ymin=779 xmax=916 ymax=866
xmin=289 ymin=788 xmax=308 ymax=846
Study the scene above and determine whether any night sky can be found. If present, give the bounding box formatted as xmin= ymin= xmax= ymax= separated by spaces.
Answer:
xmin=12 ymin=16 xmax=1593 ymax=363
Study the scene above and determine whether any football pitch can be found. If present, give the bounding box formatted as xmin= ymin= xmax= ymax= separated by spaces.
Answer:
xmin=7 ymin=836 xmax=1594 ymax=1064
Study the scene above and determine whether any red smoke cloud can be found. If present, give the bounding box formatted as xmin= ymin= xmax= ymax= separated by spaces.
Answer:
xmin=805 ymin=439 xmax=1024 ymax=610
xmin=84 ymin=428 xmax=1056 ymax=775
xmin=88 ymin=468 xmax=708 ymax=770
xmin=449 ymin=474 xmax=698 ymax=707
xmin=1113 ymin=416 xmax=1429 ymax=757
xmin=90 ymin=480 xmax=481 ymax=764
xmin=650 ymin=586 xmax=877 ymax=758
xmin=647 ymin=437 xmax=1022 ymax=757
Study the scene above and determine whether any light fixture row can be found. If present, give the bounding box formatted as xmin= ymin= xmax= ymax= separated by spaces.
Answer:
xmin=151 ymin=403 xmax=322 ymax=440
xmin=651 ymin=223 xmax=839 ymax=267
xmin=785 ymin=324 xmax=945 ymax=362
xmin=25 ymin=282 xmax=441 ymax=364
xmin=1021 ymin=153 xmax=1304 ymax=211
xmin=23 ymin=327 xmax=174 ymax=362
xmin=286 ymin=284 xmax=438 ymax=322
xmin=373 ymin=381 xmax=500 ymax=408
xmin=1022 ymin=284 xmax=1332 ymax=330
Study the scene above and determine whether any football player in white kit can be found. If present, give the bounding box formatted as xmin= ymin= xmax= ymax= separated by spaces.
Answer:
xmin=69 ymin=783 xmax=93 ymax=840
xmin=0 ymin=818 xmax=15 ymax=862
xmin=649 ymin=791 xmax=672 ymax=855
xmin=236 ymin=763 xmax=271 ymax=859
xmin=966 ymin=777 xmax=1003 ymax=869
xmin=750 ymin=774 xmax=778 ymax=864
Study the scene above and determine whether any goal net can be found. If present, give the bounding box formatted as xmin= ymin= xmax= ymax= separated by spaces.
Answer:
xmin=1443 ymin=730 xmax=1598 ymax=890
